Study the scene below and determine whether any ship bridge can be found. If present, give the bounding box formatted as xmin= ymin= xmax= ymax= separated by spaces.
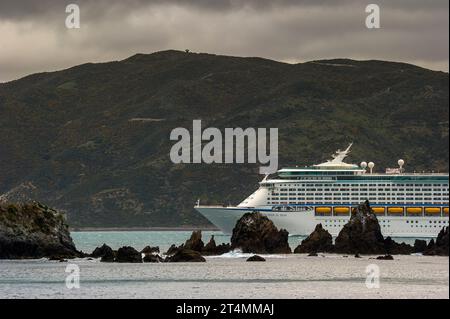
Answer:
xmin=276 ymin=143 xmax=365 ymax=179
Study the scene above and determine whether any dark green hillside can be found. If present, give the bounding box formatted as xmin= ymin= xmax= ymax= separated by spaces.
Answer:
xmin=0 ymin=50 xmax=448 ymax=227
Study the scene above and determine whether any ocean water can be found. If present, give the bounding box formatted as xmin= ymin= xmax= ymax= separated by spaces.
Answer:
xmin=70 ymin=230 xmax=425 ymax=255
xmin=0 ymin=231 xmax=447 ymax=299
xmin=70 ymin=231 xmax=307 ymax=254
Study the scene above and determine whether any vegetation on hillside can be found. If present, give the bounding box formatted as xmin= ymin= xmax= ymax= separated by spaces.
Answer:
xmin=0 ymin=51 xmax=448 ymax=227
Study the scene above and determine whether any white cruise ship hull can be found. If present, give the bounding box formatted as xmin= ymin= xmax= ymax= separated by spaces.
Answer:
xmin=195 ymin=206 xmax=449 ymax=237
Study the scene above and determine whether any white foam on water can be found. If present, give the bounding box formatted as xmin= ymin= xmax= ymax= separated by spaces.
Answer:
xmin=206 ymin=249 xmax=287 ymax=259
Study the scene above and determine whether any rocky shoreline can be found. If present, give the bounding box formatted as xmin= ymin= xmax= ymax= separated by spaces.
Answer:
xmin=0 ymin=202 xmax=82 ymax=260
xmin=1 ymin=201 xmax=448 ymax=262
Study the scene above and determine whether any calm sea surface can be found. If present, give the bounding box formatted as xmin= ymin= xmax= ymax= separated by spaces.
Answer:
xmin=0 ymin=231 xmax=447 ymax=299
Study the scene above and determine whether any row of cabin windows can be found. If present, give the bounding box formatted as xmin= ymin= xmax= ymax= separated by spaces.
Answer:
xmin=278 ymin=188 xmax=447 ymax=191
xmin=268 ymin=198 xmax=448 ymax=203
xmin=272 ymin=193 xmax=448 ymax=198
xmin=273 ymin=184 xmax=448 ymax=190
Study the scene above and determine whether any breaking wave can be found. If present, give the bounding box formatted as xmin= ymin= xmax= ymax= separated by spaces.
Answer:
xmin=207 ymin=249 xmax=287 ymax=259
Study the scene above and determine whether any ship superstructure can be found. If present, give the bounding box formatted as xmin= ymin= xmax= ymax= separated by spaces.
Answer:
xmin=195 ymin=144 xmax=449 ymax=237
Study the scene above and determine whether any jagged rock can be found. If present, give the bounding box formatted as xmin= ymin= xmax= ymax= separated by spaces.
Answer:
xmin=202 ymin=235 xmax=217 ymax=254
xmin=184 ymin=230 xmax=204 ymax=252
xmin=165 ymin=249 xmax=206 ymax=262
xmin=0 ymin=201 xmax=80 ymax=259
xmin=143 ymin=254 xmax=164 ymax=263
xmin=334 ymin=201 xmax=385 ymax=254
xmin=115 ymin=246 xmax=142 ymax=263
xmin=100 ymin=251 xmax=116 ymax=262
xmin=354 ymin=253 xmax=362 ymax=258
xmin=141 ymin=245 xmax=160 ymax=254
xmin=93 ymin=244 xmax=116 ymax=262
xmin=202 ymin=235 xmax=231 ymax=256
xmin=294 ymin=224 xmax=333 ymax=254
xmin=246 ymin=255 xmax=266 ymax=262
xmin=91 ymin=244 xmax=114 ymax=258
xmin=231 ymin=212 xmax=291 ymax=254
xmin=165 ymin=244 xmax=180 ymax=256
xmin=384 ymin=237 xmax=413 ymax=255
xmin=376 ymin=254 xmax=394 ymax=260
xmin=424 ymin=227 xmax=449 ymax=256
xmin=426 ymin=239 xmax=435 ymax=251
xmin=413 ymin=239 xmax=428 ymax=253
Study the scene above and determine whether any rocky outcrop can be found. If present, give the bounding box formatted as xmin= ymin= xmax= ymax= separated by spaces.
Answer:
xmin=384 ymin=237 xmax=413 ymax=255
xmin=294 ymin=224 xmax=333 ymax=254
xmin=141 ymin=245 xmax=160 ymax=254
xmin=165 ymin=249 xmax=206 ymax=262
xmin=91 ymin=244 xmax=113 ymax=258
xmin=164 ymin=232 xmax=230 ymax=256
xmin=115 ymin=246 xmax=142 ymax=263
xmin=231 ymin=212 xmax=291 ymax=254
xmin=184 ymin=230 xmax=204 ymax=252
xmin=202 ymin=235 xmax=231 ymax=256
xmin=0 ymin=202 xmax=80 ymax=259
xmin=165 ymin=244 xmax=179 ymax=256
xmin=141 ymin=245 xmax=163 ymax=262
xmin=413 ymin=239 xmax=428 ymax=253
xmin=424 ymin=227 xmax=449 ymax=256
xmin=91 ymin=244 xmax=116 ymax=262
xmin=376 ymin=254 xmax=394 ymax=260
xmin=100 ymin=250 xmax=116 ymax=262
xmin=334 ymin=201 xmax=386 ymax=254
xmin=246 ymin=255 xmax=266 ymax=262
xmin=143 ymin=254 xmax=164 ymax=263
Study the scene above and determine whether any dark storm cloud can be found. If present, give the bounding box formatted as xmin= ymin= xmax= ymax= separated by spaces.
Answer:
xmin=0 ymin=0 xmax=448 ymax=82
xmin=1 ymin=0 xmax=446 ymax=18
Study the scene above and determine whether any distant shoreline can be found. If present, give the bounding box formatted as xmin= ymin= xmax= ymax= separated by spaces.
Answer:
xmin=70 ymin=226 xmax=220 ymax=232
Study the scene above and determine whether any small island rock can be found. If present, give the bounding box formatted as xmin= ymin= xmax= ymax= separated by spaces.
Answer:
xmin=334 ymin=201 xmax=385 ymax=254
xmin=294 ymin=224 xmax=333 ymax=254
xmin=115 ymin=246 xmax=142 ymax=263
xmin=231 ymin=212 xmax=291 ymax=254
xmin=246 ymin=255 xmax=266 ymax=262
xmin=165 ymin=248 xmax=206 ymax=262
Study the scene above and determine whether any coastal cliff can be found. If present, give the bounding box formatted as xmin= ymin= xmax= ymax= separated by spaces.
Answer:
xmin=0 ymin=201 xmax=80 ymax=259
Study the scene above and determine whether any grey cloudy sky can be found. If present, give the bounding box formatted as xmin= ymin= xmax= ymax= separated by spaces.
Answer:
xmin=0 ymin=0 xmax=448 ymax=82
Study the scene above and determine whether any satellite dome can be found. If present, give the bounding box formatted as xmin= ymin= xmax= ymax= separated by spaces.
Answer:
xmin=361 ymin=161 xmax=368 ymax=169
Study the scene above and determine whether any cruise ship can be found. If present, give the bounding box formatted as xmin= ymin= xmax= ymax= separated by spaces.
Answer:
xmin=195 ymin=144 xmax=449 ymax=237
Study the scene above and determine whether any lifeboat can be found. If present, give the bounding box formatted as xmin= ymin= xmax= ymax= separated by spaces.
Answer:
xmin=443 ymin=207 xmax=449 ymax=216
xmin=372 ymin=207 xmax=385 ymax=215
xmin=333 ymin=207 xmax=350 ymax=215
xmin=315 ymin=207 xmax=332 ymax=215
xmin=406 ymin=207 xmax=423 ymax=215
xmin=387 ymin=207 xmax=404 ymax=215
xmin=425 ymin=207 xmax=441 ymax=215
